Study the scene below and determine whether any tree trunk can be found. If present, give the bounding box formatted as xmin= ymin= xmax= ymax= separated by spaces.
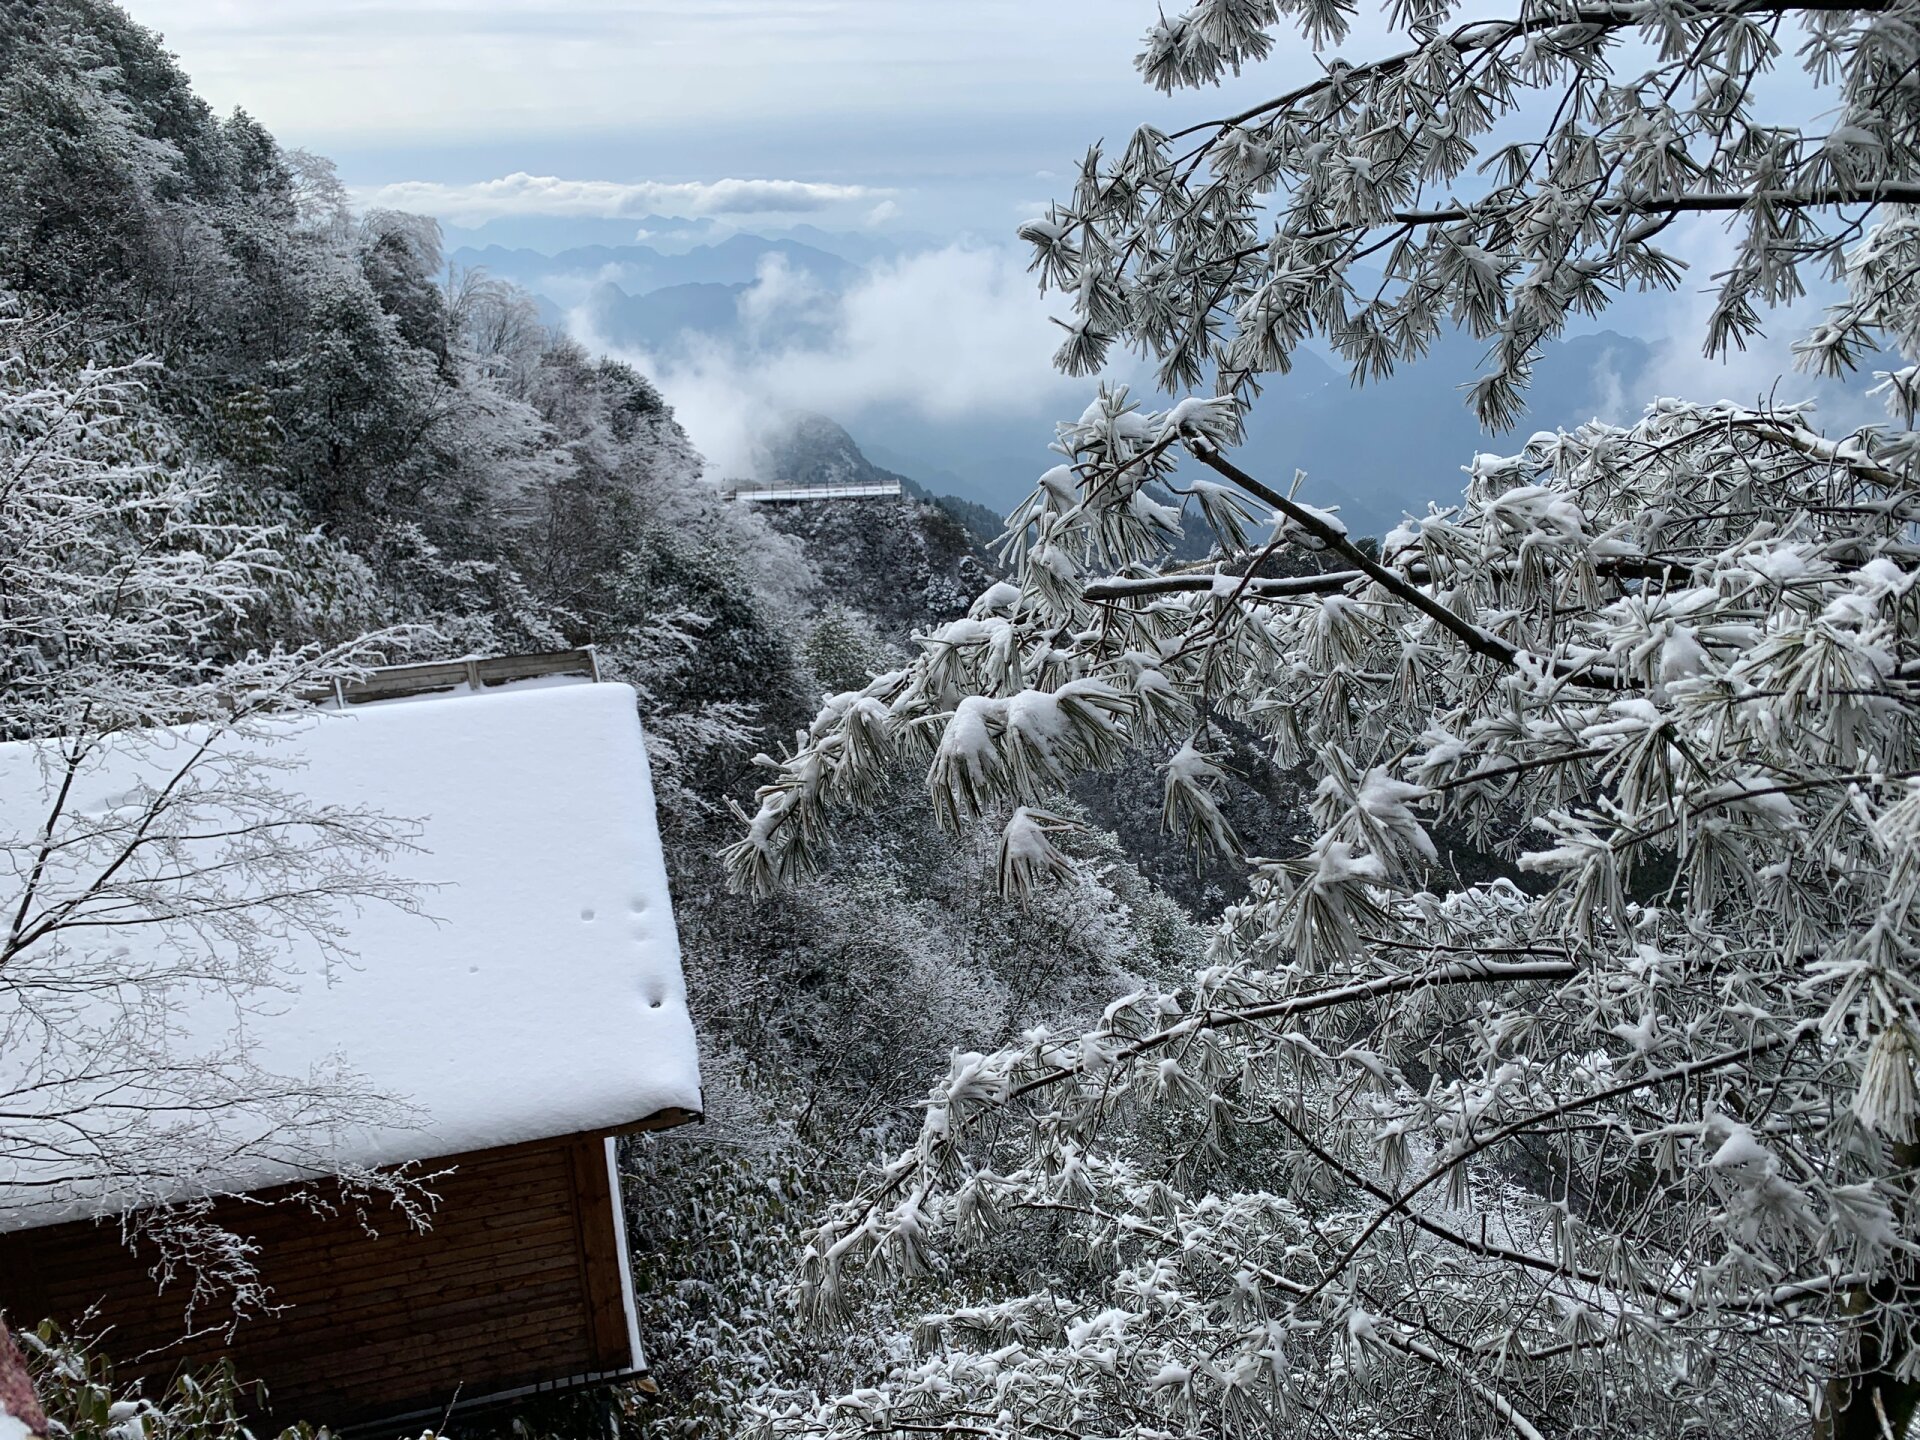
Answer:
xmin=1820 ymin=1140 xmax=1920 ymax=1440
xmin=1821 ymin=1290 xmax=1919 ymax=1439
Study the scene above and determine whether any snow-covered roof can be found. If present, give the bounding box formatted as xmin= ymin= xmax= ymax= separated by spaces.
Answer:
xmin=0 ymin=679 xmax=701 ymax=1231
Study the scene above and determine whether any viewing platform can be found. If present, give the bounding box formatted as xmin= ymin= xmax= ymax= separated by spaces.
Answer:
xmin=729 ymin=479 xmax=904 ymax=503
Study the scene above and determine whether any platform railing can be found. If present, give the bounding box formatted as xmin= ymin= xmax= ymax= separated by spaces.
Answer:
xmin=729 ymin=479 xmax=904 ymax=503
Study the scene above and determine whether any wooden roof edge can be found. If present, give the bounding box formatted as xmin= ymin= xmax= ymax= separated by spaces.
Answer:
xmin=0 ymin=1108 xmax=704 ymax=1235
xmin=303 ymin=648 xmax=603 ymax=708
xmin=603 ymin=1104 xmax=703 ymax=1139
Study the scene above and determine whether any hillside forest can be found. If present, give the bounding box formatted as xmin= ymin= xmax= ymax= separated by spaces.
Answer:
xmin=0 ymin=2 xmax=1207 ymax=1434
xmin=7 ymin=1 xmax=1920 ymax=1438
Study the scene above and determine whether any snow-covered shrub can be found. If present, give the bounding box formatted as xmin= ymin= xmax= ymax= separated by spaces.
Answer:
xmin=619 ymin=1075 xmax=907 ymax=1440
xmin=643 ymin=755 xmax=1201 ymax=1437
xmin=19 ymin=1321 xmax=314 ymax=1440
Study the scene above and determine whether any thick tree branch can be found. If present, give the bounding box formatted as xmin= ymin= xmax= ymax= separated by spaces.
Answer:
xmin=1180 ymin=437 xmax=1627 ymax=686
xmin=1296 ymin=182 xmax=1920 ymax=246
xmin=1298 ymin=1029 xmax=1806 ymax=1310
xmin=1004 ymin=956 xmax=1579 ymax=1099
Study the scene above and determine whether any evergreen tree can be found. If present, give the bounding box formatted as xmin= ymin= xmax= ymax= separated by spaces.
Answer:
xmin=732 ymin=2 xmax=1920 ymax=1436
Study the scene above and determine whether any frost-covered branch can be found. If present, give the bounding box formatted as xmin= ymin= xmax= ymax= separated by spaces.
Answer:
xmin=731 ymin=1 xmax=1920 ymax=1433
xmin=0 ymin=317 xmax=431 ymax=1317
xmin=1025 ymin=0 xmax=1920 ymax=422
xmin=735 ymin=378 xmax=1920 ymax=1440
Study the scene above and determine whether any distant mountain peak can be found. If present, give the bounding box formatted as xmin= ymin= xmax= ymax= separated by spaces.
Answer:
xmin=753 ymin=411 xmax=892 ymax=490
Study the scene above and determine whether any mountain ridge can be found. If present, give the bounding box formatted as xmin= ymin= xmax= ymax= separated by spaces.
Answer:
xmin=450 ymin=233 xmax=854 ymax=297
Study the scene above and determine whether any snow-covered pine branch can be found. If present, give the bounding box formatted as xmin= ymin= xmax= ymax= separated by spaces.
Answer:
xmin=729 ymin=373 xmax=1920 ymax=1435
xmin=728 ymin=2 xmax=1920 ymax=1434
xmin=1029 ymin=0 xmax=1920 ymax=428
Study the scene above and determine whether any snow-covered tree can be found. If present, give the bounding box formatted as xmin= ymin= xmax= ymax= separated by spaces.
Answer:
xmin=729 ymin=3 xmax=1920 ymax=1437
xmin=0 ymin=312 xmax=426 ymax=1317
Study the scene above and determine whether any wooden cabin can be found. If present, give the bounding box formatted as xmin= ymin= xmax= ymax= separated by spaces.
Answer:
xmin=0 ymin=653 xmax=703 ymax=1431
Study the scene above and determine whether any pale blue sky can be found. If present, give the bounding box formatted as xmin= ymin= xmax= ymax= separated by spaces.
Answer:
xmin=119 ymin=0 xmax=1855 ymax=508
xmin=127 ymin=1 xmax=1276 ymax=234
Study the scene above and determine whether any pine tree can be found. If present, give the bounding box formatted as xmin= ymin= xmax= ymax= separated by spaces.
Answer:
xmin=731 ymin=2 xmax=1920 ymax=1435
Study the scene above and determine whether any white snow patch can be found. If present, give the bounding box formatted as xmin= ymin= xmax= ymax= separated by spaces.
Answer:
xmin=1708 ymin=1124 xmax=1776 ymax=1177
xmin=0 ymin=682 xmax=701 ymax=1230
xmin=606 ymin=1135 xmax=648 ymax=1371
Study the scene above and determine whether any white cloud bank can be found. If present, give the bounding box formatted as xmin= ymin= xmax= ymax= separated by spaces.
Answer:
xmin=577 ymin=243 xmax=1089 ymax=482
xmin=355 ymin=173 xmax=889 ymax=225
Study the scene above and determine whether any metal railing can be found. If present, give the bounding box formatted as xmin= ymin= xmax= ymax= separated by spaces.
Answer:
xmin=730 ymin=479 xmax=904 ymax=503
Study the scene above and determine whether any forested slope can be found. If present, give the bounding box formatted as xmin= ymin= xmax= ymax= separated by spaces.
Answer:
xmin=0 ymin=4 xmax=1210 ymax=1435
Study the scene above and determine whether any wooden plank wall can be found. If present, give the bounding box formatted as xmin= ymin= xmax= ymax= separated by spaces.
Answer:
xmin=0 ymin=1135 xmax=634 ymax=1428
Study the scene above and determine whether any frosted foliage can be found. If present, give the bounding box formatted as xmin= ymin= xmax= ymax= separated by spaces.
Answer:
xmin=741 ymin=391 xmax=1920 ymax=1439
xmin=0 ymin=317 xmax=429 ymax=1317
xmin=1030 ymin=0 xmax=1920 ymax=428
xmin=727 ymin=2 xmax=1920 ymax=1435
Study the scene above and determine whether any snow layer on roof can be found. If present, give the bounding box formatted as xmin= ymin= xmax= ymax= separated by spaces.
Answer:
xmin=0 ymin=681 xmax=701 ymax=1231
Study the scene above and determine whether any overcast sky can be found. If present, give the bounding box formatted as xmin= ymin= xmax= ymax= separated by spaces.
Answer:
xmin=124 ymin=1 xmax=1271 ymax=235
xmin=118 ymin=0 xmax=1845 ymax=496
xmin=118 ymin=2 xmax=1825 ymax=257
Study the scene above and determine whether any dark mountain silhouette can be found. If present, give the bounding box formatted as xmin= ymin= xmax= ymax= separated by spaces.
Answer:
xmin=450 ymin=233 xmax=855 ymax=297
xmin=755 ymin=412 xmax=1003 ymax=545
